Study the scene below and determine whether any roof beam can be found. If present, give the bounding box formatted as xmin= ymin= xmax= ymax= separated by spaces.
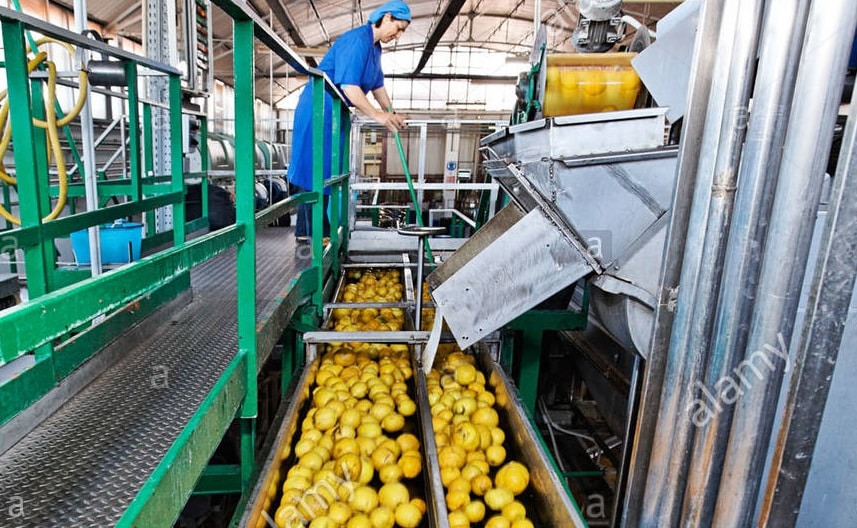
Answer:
xmin=413 ymin=0 xmax=467 ymax=75
xmin=249 ymin=0 xmax=318 ymax=67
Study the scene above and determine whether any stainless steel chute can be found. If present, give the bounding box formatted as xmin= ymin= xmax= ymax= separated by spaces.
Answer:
xmin=428 ymin=108 xmax=678 ymax=354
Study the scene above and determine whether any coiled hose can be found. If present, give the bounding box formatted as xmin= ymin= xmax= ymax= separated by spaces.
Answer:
xmin=0 ymin=37 xmax=88 ymax=225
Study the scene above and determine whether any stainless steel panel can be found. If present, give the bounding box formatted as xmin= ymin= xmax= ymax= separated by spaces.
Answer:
xmin=631 ymin=0 xmax=703 ymax=123
xmin=414 ymin=363 xmax=450 ymax=528
xmin=429 ymin=208 xmax=593 ymax=348
xmin=482 ymin=108 xmax=668 ymax=163
xmin=521 ymin=150 xmax=677 ymax=266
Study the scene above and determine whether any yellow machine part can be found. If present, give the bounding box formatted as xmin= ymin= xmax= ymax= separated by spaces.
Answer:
xmin=542 ymin=52 xmax=641 ymax=117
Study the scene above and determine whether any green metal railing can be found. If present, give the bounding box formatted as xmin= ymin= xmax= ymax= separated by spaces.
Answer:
xmin=0 ymin=2 xmax=353 ymax=525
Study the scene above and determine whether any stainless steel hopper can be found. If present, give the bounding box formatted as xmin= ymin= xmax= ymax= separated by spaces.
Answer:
xmin=428 ymin=108 xmax=678 ymax=354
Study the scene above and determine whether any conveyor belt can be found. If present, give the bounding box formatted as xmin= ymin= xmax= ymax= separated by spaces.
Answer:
xmin=0 ymin=227 xmax=305 ymax=527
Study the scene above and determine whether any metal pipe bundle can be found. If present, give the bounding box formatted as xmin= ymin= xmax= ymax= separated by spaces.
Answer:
xmin=758 ymin=62 xmax=857 ymax=528
xmin=639 ymin=0 xmax=765 ymax=524
xmin=620 ymin=0 xmax=726 ymax=524
xmin=712 ymin=1 xmax=857 ymax=524
xmin=681 ymin=0 xmax=811 ymax=523
xmin=625 ymin=0 xmax=857 ymax=525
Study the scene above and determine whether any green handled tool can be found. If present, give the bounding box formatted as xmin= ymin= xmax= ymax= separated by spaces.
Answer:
xmin=392 ymin=126 xmax=434 ymax=263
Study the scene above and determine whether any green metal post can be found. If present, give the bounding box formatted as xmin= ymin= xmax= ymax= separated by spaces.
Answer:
xmin=233 ymin=18 xmax=257 ymax=487
xmin=169 ymin=75 xmax=185 ymax=244
xmin=200 ymin=117 xmax=209 ymax=223
xmin=340 ymin=111 xmax=351 ymax=256
xmin=517 ymin=326 xmax=544 ymax=416
xmin=9 ymin=0 xmax=85 ymax=178
xmin=310 ymin=76 xmax=325 ymax=314
xmin=329 ymin=100 xmax=341 ymax=274
xmin=281 ymin=328 xmax=296 ymax=396
xmin=2 ymin=21 xmax=55 ymax=366
xmin=2 ymin=22 xmax=50 ymax=297
xmin=126 ymin=62 xmax=142 ymax=201
xmin=143 ymin=103 xmax=156 ymax=238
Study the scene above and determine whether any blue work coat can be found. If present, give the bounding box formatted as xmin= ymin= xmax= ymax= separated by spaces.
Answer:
xmin=288 ymin=24 xmax=385 ymax=194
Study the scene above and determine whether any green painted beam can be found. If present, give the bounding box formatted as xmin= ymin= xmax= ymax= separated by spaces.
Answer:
xmin=192 ymin=465 xmax=243 ymax=495
xmin=507 ymin=309 xmax=589 ymax=330
xmin=116 ymin=352 xmax=248 ymax=527
xmin=4 ymin=192 xmax=181 ymax=249
xmin=0 ymin=225 xmax=243 ymax=363
xmin=0 ymin=358 xmax=54 ymax=427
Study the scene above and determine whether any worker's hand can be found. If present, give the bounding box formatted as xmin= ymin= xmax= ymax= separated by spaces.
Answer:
xmin=374 ymin=110 xmax=407 ymax=132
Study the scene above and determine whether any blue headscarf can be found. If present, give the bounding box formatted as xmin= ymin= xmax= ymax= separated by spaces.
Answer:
xmin=368 ymin=1 xmax=411 ymax=23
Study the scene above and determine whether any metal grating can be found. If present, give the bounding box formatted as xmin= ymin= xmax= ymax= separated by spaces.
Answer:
xmin=0 ymin=227 xmax=303 ymax=527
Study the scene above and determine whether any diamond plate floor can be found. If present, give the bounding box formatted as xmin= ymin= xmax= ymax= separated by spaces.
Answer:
xmin=0 ymin=227 xmax=307 ymax=527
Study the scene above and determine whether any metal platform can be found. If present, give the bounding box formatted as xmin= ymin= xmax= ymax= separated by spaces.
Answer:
xmin=0 ymin=227 xmax=305 ymax=527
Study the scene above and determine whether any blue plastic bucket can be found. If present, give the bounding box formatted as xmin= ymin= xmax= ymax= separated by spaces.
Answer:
xmin=71 ymin=220 xmax=143 ymax=265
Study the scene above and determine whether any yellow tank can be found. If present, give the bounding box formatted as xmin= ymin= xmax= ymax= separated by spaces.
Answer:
xmin=542 ymin=52 xmax=641 ymax=117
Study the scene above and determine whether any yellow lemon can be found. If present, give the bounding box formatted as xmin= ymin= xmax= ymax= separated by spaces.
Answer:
xmin=465 ymin=499 xmax=487 ymax=523
xmin=485 ymin=488 xmax=515 ymax=511
xmin=378 ymin=482 xmax=410 ymax=510
xmin=495 ymin=462 xmax=529 ymax=495
xmin=502 ymin=501 xmax=527 ymax=522
xmin=394 ymin=502 xmax=423 ymax=528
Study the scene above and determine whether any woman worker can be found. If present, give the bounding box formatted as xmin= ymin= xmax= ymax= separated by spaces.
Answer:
xmin=288 ymin=0 xmax=410 ymax=244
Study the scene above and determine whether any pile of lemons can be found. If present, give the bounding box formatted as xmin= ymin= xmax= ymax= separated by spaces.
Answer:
xmin=428 ymin=347 xmax=534 ymax=528
xmin=332 ymin=270 xmax=407 ymax=332
xmin=338 ymin=269 xmax=405 ymax=303
xmin=274 ymin=344 xmax=426 ymax=528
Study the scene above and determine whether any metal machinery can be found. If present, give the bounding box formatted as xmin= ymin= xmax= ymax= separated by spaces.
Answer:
xmin=429 ymin=0 xmax=857 ymax=526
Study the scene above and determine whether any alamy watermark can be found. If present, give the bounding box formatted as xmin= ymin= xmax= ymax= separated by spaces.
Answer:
xmin=151 ymin=365 xmax=169 ymax=389
xmin=260 ymin=459 xmax=359 ymax=527
xmin=4 ymin=496 xmax=24 ymax=521
xmin=689 ymin=332 xmax=791 ymax=427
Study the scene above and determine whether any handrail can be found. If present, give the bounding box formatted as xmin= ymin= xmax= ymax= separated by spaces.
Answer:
xmin=0 ymin=225 xmax=243 ymax=363
xmin=351 ymin=182 xmax=500 ymax=191
xmin=208 ymin=0 xmax=349 ymax=105
xmin=428 ymin=207 xmax=478 ymax=229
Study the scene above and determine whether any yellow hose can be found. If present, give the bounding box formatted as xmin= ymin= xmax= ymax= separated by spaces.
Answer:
xmin=0 ymin=37 xmax=85 ymax=224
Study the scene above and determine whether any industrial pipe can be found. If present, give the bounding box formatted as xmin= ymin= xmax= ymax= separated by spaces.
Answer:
xmin=75 ymin=0 xmax=102 ymax=276
xmin=681 ymin=0 xmax=811 ymax=523
xmin=640 ymin=0 xmax=758 ymax=524
xmin=711 ymin=0 xmax=857 ymax=525
xmin=758 ymin=63 xmax=857 ymax=528
xmin=620 ymin=0 xmax=725 ymax=524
